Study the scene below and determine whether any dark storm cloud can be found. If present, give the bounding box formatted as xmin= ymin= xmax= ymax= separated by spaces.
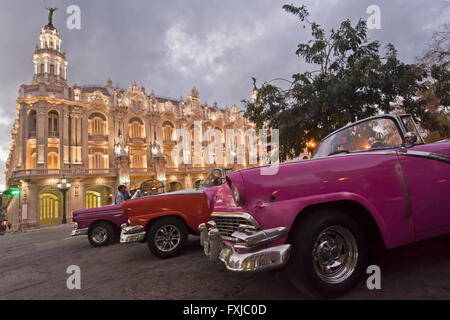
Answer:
xmin=0 ymin=0 xmax=448 ymax=188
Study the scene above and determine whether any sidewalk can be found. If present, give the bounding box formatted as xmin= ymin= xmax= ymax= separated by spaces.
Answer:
xmin=1 ymin=223 xmax=73 ymax=236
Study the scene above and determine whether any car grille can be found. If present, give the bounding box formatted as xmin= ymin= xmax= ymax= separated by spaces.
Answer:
xmin=213 ymin=215 xmax=253 ymax=241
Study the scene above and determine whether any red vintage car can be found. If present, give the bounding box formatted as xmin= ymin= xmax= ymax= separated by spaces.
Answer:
xmin=120 ymin=168 xmax=232 ymax=258
xmin=200 ymin=114 xmax=450 ymax=297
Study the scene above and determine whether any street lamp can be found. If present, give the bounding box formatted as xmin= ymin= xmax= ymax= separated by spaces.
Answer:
xmin=57 ymin=176 xmax=71 ymax=224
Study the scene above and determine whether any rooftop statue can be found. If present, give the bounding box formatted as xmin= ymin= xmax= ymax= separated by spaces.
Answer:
xmin=45 ymin=7 xmax=58 ymax=28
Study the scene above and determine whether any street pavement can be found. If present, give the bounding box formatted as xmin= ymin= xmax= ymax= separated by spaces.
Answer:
xmin=0 ymin=225 xmax=449 ymax=300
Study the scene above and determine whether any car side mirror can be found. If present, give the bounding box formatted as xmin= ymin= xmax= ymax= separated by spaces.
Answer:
xmin=404 ymin=132 xmax=418 ymax=147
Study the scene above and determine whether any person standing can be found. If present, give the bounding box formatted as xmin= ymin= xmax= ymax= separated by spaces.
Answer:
xmin=123 ymin=186 xmax=131 ymax=201
xmin=114 ymin=185 xmax=126 ymax=205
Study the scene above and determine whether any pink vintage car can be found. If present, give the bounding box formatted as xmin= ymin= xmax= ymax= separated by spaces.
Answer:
xmin=200 ymin=114 xmax=450 ymax=297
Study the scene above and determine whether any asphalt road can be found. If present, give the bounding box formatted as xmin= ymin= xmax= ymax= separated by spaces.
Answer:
xmin=0 ymin=225 xmax=449 ymax=300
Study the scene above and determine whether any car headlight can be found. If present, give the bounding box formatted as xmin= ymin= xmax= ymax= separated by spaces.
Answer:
xmin=230 ymin=183 xmax=240 ymax=205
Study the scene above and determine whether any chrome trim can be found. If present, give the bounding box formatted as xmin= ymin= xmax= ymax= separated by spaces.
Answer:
xmin=71 ymin=227 xmax=88 ymax=236
xmin=205 ymin=228 xmax=224 ymax=262
xmin=120 ymin=231 xmax=146 ymax=243
xmin=122 ymin=225 xmax=144 ymax=234
xmin=398 ymin=149 xmax=450 ymax=164
xmin=319 ymin=149 xmax=450 ymax=164
xmin=120 ymin=225 xmax=146 ymax=243
xmin=200 ymin=220 xmax=292 ymax=272
xmin=212 ymin=212 xmax=260 ymax=229
xmin=312 ymin=225 xmax=358 ymax=284
xmin=232 ymin=227 xmax=289 ymax=250
xmin=199 ymin=223 xmax=208 ymax=248
xmin=219 ymin=244 xmax=291 ymax=272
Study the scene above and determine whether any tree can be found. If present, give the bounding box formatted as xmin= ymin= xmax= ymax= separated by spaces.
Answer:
xmin=417 ymin=24 xmax=450 ymax=142
xmin=243 ymin=4 xmax=429 ymax=161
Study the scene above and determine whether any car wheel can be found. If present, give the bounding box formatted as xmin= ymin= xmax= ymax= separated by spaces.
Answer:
xmin=88 ymin=222 xmax=114 ymax=247
xmin=147 ymin=217 xmax=188 ymax=259
xmin=288 ymin=210 xmax=368 ymax=298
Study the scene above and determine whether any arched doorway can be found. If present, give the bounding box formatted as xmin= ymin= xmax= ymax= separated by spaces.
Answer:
xmin=39 ymin=190 xmax=61 ymax=226
xmin=138 ymin=179 xmax=166 ymax=196
xmin=167 ymin=181 xmax=182 ymax=192
xmin=85 ymin=185 xmax=113 ymax=209
xmin=193 ymin=180 xmax=203 ymax=189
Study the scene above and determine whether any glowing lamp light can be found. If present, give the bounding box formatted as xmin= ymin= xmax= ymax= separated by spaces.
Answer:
xmin=306 ymin=140 xmax=316 ymax=149
xmin=9 ymin=189 xmax=21 ymax=196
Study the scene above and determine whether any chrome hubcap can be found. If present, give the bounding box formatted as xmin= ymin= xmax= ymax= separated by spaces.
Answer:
xmin=92 ymin=227 xmax=108 ymax=243
xmin=312 ymin=225 xmax=358 ymax=284
xmin=154 ymin=225 xmax=181 ymax=252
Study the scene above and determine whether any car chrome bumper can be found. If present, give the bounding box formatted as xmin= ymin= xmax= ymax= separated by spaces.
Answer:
xmin=71 ymin=223 xmax=88 ymax=236
xmin=199 ymin=221 xmax=292 ymax=272
xmin=120 ymin=225 xmax=146 ymax=243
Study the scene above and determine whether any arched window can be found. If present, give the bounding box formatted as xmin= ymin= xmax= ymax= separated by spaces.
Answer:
xmin=40 ymin=64 xmax=45 ymax=74
xmin=89 ymin=152 xmax=108 ymax=169
xmin=86 ymin=191 xmax=101 ymax=209
xmin=215 ymin=127 xmax=225 ymax=144
xmin=48 ymin=111 xmax=59 ymax=137
xmin=39 ymin=192 xmax=60 ymax=225
xmin=162 ymin=121 xmax=175 ymax=142
xmin=28 ymin=110 xmax=37 ymax=138
xmin=167 ymin=182 xmax=182 ymax=192
xmin=89 ymin=113 xmax=108 ymax=136
xmin=129 ymin=117 xmax=144 ymax=138
xmin=130 ymin=149 xmax=147 ymax=168
xmin=28 ymin=151 xmax=36 ymax=169
xmin=49 ymin=64 xmax=55 ymax=75
xmin=190 ymin=124 xmax=201 ymax=142
xmin=48 ymin=152 xmax=59 ymax=169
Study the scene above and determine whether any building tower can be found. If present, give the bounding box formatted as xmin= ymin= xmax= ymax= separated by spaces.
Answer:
xmin=31 ymin=20 xmax=67 ymax=86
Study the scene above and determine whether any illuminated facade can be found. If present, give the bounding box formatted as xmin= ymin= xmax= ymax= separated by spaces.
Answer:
xmin=4 ymin=21 xmax=253 ymax=229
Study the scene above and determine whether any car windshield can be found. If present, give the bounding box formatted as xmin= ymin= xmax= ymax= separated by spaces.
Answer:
xmin=201 ymin=169 xmax=224 ymax=187
xmin=313 ymin=117 xmax=403 ymax=158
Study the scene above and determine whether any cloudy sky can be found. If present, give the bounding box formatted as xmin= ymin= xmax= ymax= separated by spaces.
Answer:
xmin=0 ymin=0 xmax=448 ymax=189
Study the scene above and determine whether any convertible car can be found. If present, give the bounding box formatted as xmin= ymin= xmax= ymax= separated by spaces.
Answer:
xmin=200 ymin=114 xmax=450 ymax=297
xmin=120 ymin=167 xmax=233 ymax=258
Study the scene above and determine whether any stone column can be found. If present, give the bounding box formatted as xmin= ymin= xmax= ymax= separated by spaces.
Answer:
xmin=26 ymin=183 xmax=40 ymax=228
xmin=81 ymin=113 xmax=89 ymax=166
xmin=108 ymin=114 xmax=115 ymax=169
xmin=36 ymin=105 xmax=47 ymax=168
xmin=145 ymin=116 xmax=151 ymax=168
xmin=19 ymin=103 xmax=27 ymax=169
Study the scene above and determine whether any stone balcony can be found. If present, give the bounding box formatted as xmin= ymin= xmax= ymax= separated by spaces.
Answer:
xmin=48 ymin=131 xmax=59 ymax=138
xmin=9 ymin=168 xmax=117 ymax=180
xmin=88 ymin=134 xmax=108 ymax=142
xmin=129 ymin=165 xmax=218 ymax=176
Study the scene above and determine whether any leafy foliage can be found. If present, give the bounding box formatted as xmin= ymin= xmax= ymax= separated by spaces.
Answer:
xmin=243 ymin=4 xmax=438 ymax=160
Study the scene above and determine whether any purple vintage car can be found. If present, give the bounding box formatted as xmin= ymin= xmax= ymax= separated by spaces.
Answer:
xmin=72 ymin=168 xmax=232 ymax=247
xmin=200 ymin=114 xmax=450 ymax=297
xmin=72 ymin=204 xmax=127 ymax=247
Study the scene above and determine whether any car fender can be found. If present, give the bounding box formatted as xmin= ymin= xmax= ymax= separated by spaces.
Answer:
xmin=255 ymin=192 xmax=404 ymax=249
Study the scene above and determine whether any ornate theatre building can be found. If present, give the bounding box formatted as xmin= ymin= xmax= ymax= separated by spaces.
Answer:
xmin=4 ymin=17 xmax=253 ymax=229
